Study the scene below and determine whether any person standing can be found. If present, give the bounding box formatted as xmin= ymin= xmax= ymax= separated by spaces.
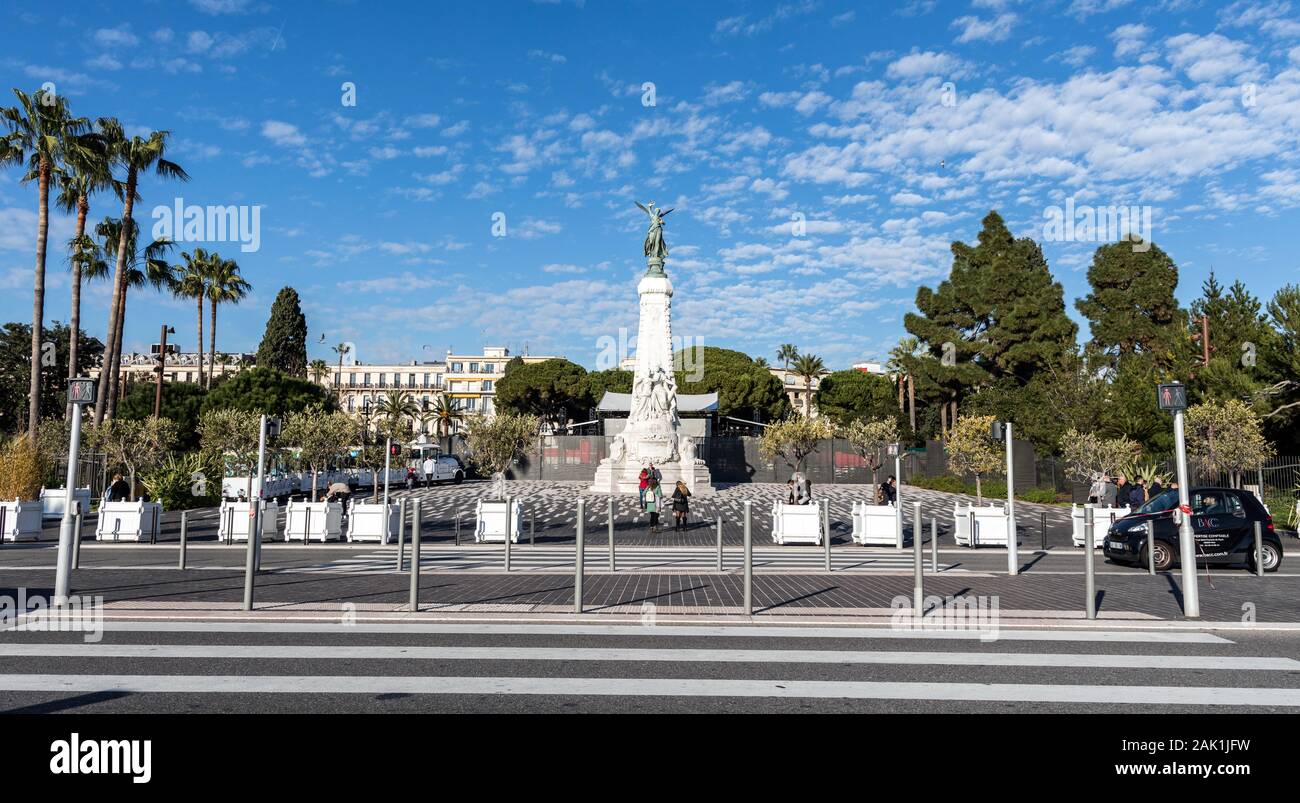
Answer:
xmin=1148 ymin=477 xmax=1163 ymax=498
xmin=107 ymin=473 xmax=131 ymax=502
xmin=638 ymin=468 xmax=650 ymax=510
xmin=1128 ymin=478 xmax=1147 ymax=508
xmin=645 ymin=478 xmax=663 ymax=533
xmin=648 ymin=462 xmax=662 ymax=485
xmin=422 ymin=456 xmax=435 ymax=487
xmin=1100 ymin=475 xmax=1118 ymax=507
xmin=1115 ymin=474 xmax=1131 ymax=508
xmin=884 ymin=476 xmax=898 ymax=506
xmin=671 ymin=480 xmax=691 ymax=531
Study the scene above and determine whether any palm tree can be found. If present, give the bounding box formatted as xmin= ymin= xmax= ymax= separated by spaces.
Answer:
xmin=331 ymin=342 xmax=351 ymax=396
xmin=776 ymin=343 xmax=799 ymax=371
xmin=1 ymin=88 xmax=93 ymax=439
xmin=56 ymin=128 xmax=117 ymax=420
xmin=173 ymin=248 xmax=210 ymax=390
xmin=792 ymin=353 xmax=825 ymax=419
xmin=203 ymin=255 xmax=250 ymax=389
xmin=753 ymin=356 xmax=769 ymax=368
xmin=888 ymin=336 xmax=923 ymax=433
xmin=430 ymin=394 xmax=463 ymax=450
xmin=93 ymin=119 xmax=188 ymax=425
xmin=309 ymin=359 xmax=330 ymax=385
xmin=93 ymin=217 xmax=176 ymax=410
xmin=376 ymin=391 xmax=420 ymax=440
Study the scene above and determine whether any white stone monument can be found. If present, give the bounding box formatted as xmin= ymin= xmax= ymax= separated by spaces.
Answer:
xmin=590 ymin=202 xmax=714 ymax=495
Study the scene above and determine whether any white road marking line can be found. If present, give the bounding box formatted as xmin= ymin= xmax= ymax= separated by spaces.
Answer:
xmin=0 ymin=644 xmax=1288 ymax=670
xmin=33 ymin=621 xmax=1232 ymax=642
xmin=0 ymin=674 xmax=1292 ymax=705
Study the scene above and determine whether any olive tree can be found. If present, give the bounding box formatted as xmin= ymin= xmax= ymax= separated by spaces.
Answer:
xmin=1058 ymin=427 xmax=1142 ymax=486
xmin=461 ymin=412 xmax=540 ymax=499
xmin=1185 ymin=399 xmax=1276 ymax=488
xmin=86 ymin=416 xmax=178 ymax=501
xmin=838 ymin=417 xmax=898 ymax=486
xmin=199 ymin=408 xmax=263 ymax=499
xmin=759 ymin=416 xmax=835 ymax=475
xmin=280 ymin=405 xmax=358 ymax=502
xmin=945 ymin=414 xmax=1003 ymax=502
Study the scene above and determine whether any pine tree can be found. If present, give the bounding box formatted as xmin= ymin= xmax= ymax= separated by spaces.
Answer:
xmin=255 ymin=287 xmax=308 ymax=377
xmin=1076 ymin=237 xmax=1184 ymax=366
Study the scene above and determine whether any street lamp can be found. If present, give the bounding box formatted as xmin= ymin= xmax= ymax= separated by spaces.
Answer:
xmin=153 ymin=325 xmax=175 ymax=418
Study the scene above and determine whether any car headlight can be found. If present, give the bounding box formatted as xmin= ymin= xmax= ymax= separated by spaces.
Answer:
xmin=1126 ymin=522 xmax=1148 ymax=535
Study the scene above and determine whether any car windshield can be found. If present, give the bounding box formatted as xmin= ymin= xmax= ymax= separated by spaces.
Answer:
xmin=1137 ymin=489 xmax=1178 ymax=515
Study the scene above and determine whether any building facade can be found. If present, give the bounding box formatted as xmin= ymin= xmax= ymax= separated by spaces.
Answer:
xmin=89 ymin=351 xmax=255 ymax=393
xmin=767 ymin=361 xmax=889 ymax=417
xmin=321 ymin=346 xmax=559 ymax=435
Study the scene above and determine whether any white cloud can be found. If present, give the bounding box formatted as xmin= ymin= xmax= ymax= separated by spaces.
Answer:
xmin=262 ymin=120 xmax=306 ymax=146
xmin=950 ymin=13 xmax=1016 ymax=43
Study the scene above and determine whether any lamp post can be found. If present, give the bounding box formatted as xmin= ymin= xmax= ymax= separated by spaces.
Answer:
xmin=55 ymin=378 xmax=96 ymax=606
xmin=153 ymin=325 xmax=174 ymax=418
xmin=1159 ymin=382 xmax=1199 ymax=619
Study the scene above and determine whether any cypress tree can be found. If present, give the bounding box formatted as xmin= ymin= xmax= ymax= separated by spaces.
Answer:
xmin=255 ymin=286 xmax=308 ymax=377
xmin=1075 ymin=237 xmax=1184 ymax=365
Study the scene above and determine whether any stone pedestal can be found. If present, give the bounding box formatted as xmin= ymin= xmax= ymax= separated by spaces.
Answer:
xmin=589 ymin=257 xmax=714 ymax=495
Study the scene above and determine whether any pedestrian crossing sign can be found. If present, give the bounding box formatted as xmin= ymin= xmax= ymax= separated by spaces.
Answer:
xmin=68 ymin=378 xmax=96 ymax=405
xmin=1157 ymin=383 xmax=1187 ymax=412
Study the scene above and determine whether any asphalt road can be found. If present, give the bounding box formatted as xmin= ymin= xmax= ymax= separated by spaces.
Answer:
xmin=2 ymin=620 xmax=1298 ymax=713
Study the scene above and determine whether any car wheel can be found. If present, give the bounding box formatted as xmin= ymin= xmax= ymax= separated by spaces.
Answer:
xmin=454 ymin=471 xmax=464 ymax=485
xmin=1144 ymin=539 xmax=1175 ymax=572
xmin=1247 ymin=542 xmax=1282 ymax=573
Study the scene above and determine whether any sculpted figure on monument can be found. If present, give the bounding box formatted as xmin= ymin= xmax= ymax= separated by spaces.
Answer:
xmin=635 ymin=200 xmax=673 ymax=260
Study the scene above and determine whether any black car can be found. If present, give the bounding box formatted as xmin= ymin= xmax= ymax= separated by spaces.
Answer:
xmin=1103 ymin=486 xmax=1284 ymax=572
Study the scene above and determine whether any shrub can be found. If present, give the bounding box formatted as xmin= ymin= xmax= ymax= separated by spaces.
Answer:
xmin=141 ymin=452 xmax=221 ymax=510
xmin=0 ymin=436 xmax=47 ymax=501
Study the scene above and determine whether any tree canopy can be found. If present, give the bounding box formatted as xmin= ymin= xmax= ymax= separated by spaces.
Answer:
xmin=255 ymin=286 xmax=308 ymax=377
xmin=200 ymin=367 xmax=335 ymax=418
xmin=813 ymin=369 xmax=897 ymax=425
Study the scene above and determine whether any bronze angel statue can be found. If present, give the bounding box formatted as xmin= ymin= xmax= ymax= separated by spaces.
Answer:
xmin=636 ymin=200 xmax=673 ymax=260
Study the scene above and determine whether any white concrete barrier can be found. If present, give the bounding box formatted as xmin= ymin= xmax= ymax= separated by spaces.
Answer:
xmin=771 ymin=502 xmax=822 ymax=545
xmin=348 ymin=501 xmax=399 ymax=543
xmin=40 ymin=487 xmax=91 ymax=521
xmin=953 ymin=502 xmax=1010 ymax=547
xmin=475 ymin=499 xmax=523 ymax=543
xmin=217 ymin=500 xmax=279 ymax=542
xmin=283 ymin=500 xmax=343 ymax=542
xmin=850 ymin=502 xmax=902 ymax=547
xmin=95 ymin=500 xmax=163 ymax=542
xmin=1 ymin=499 xmax=45 ymax=541
xmin=1071 ymin=504 xmax=1131 ymax=547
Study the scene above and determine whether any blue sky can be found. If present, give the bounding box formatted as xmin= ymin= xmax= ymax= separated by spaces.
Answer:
xmin=2 ymin=0 xmax=1299 ymax=370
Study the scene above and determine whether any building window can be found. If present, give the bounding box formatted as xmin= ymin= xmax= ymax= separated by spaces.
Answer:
xmin=378 ymin=374 xmax=386 ymax=387
xmin=484 ymin=363 xmax=495 ymax=374
xmin=482 ymin=380 xmax=493 ymax=392
xmin=349 ymin=373 xmax=356 ymax=387
xmin=363 ymin=373 xmax=371 ymax=387
xmin=469 ymin=362 xmax=479 ymax=373
xmin=465 ymin=398 xmax=477 ymax=411
xmin=347 ymin=396 xmax=355 ymax=412
xmin=334 ymin=372 xmax=341 ymax=387
xmin=451 ymin=362 xmax=462 ymax=372
xmin=435 ymin=374 xmax=444 ymax=389
xmin=422 ymin=373 xmax=430 ymax=388
xmin=407 ymin=373 xmax=416 ymax=388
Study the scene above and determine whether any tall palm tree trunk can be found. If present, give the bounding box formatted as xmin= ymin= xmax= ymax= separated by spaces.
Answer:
xmin=96 ymin=173 xmax=137 ymax=424
xmin=208 ymin=300 xmax=217 ymax=390
xmin=28 ymin=159 xmax=51 ymax=441
xmin=803 ymin=379 xmax=812 ymax=418
xmin=195 ymin=294 xmax=205 ymax=390
xmin=907 ymin=374 xmax=916 ymax=432
xmin=108 ymin=284 xmax=129 ymax=418
xmin=66 ymin=194 xmax=89 ymax=421
xmin=897 ymin=375 xmax=904 ymax=412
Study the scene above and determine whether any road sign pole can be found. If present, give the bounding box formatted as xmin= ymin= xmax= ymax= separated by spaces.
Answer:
xmin=743 ymin=501 xmax=753 ymax=616
xmin=930 ymin=516 xmax=938 ymax=573
xmin=608 ymin=497 xmax=615 ymax=572
xmin=574 ymin=498 xmax=585 ymax=614
xmin=1254 ymin=520 xmax=1264 ymax=578
xmin=179 ymin=511 xmax=188 ymax=570
xmin=1006 ymin=422 xmax=1018 ymax=576
xmin=1172 ymin=407 xmax=1200 ymax=618
xmin=912 ymin=501 xmax=923 ymax=619
xmin=822 ymin=499 xmax=831 ymax=571
xmin=504 ymin=496 xmax=513 ymax=572
xmin=53 ymin=402 xmax=84 ymax=606
xmin=1084 ymin=506 xmax=1096 ymax=620
xmin=409 ymin=499 xmax=422 ymax=611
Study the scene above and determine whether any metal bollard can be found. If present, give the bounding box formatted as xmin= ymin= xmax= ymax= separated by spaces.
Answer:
xmin=930 ymin=517 xmax=938 ymax=573
xmin=178 ymin=511 xmax=188 ymax=570
xmin=395 ymin=498 xmax=407 ymax=572
xmin=409 ymin=499 xmax=422 ymax=611
xmin=530 ymin=509 xmax=535 ymax=546
xmin=1040 ymin=510 xmax=1048 ymax=552
xmin=455 ymin=507 xmax=461 ymax=546
xmin=1147 ymin=523 xmax=1156 ymax=576
xmin=715 ymin=513 xmax=723 ymax=572
xmin=822 ymin=500 xmax=831 ymax=572
xmin=608 ymin=498 xmax=615 ymax=572
xmin=243 ymin=500 xmax=258 ymax=611
xmin=743 ymin=501 xmax=753 ymax=616
xmin=1255 ymin=520 xmax=1264 ymax=577
xmin=504 ymin=496 xmax=513 ymax=572
xmin=574 ymin=498 xmax=585 ymax=614
xmin=1084 ymin=506 xmax=1096 ymax=620
xmin=150 ymin=508 xmax=158 ymax=545
xmin=913 ymin=501 xmax=923 ymax=619
xmin=302 ymin=506 xmax=311 ymax=548
xmin=72 ymin=502 xmax=82 ymax=570
xmin=226 ymin=505 xmax=235 ymax=546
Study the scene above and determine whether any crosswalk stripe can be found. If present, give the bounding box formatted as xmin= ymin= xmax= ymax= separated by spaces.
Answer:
xmin=52 ymin=621 xmax=1233 ymax=642
xmin=0 ymin=643 xmax=1288 ymax=669
xmin=0 ymin=673 xmax=1291 ymax=704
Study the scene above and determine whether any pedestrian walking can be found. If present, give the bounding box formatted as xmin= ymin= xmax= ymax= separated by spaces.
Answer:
xmin=645 ymin=478 xmax=663 ymax=533
xmin=422 ymin=456 xmax=435 ymax=487
xmin=638 ymin=468 xmax=650 ymax=511
xmin=671 ymin=480 xmax=691 ymax=531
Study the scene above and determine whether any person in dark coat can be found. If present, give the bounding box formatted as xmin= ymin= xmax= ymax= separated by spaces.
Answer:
xmin=1148 ymin=479 xmax=1163 ymax=498
xmin=671 ymin=481 xmax=691 ymax=531
xmin=1128 ymin=478 xmax=1148 ymax=508
xmin=1114 ymin=474 xmax=1131 ymax=508
xmin=882 ymin=476 xmax=898 ymax=506
xmin=107 ymin=474 xmax=131 ymax=502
